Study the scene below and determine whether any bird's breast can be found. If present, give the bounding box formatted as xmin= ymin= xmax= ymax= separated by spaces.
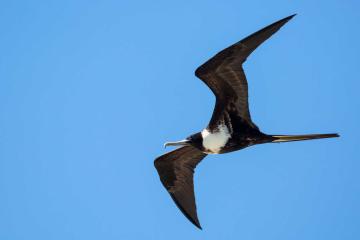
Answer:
xmin=201 ymin=125 xmax=231 ymax=154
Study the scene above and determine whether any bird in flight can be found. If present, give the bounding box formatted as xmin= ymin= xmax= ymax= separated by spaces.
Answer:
xmin=154 ymin=14 xmax=339 ymax=229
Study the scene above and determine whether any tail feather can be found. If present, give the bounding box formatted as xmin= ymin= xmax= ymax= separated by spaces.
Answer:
xmin=272 ymin=133 xmax=339 ymax=143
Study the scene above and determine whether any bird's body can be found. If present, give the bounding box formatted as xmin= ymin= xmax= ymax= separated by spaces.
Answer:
xmin=201 ymin=125 xmax=231 ymax=154
xmin=199 ymin=122 xmax=267 ymax=154
xmin=154 ymin=14 xmax=339 ymax=229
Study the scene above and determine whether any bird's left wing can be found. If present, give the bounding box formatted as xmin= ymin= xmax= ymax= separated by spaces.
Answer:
xmin=195 ymin=14 xmax=296 ymax=131
xmin=154 ymin=146 xmax=207 ymax=229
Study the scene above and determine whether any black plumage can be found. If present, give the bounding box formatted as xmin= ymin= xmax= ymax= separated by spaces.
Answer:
xmin=154 ymin=146 xmax=206 ymax=229
xmin=154 ymin=14 xmax=339 ymax=229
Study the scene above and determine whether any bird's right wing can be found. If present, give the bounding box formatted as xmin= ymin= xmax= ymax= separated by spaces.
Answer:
xmin=154 ymin=146 xmax=207 ymax=229
xmin=195 ymin=14 xmax=296 ymax=131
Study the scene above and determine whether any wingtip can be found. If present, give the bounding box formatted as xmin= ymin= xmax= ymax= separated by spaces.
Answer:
xmin=195 ymin=223 xmax=203 ymax=230
xmin=191 ymin=217 xmax=202 ymax=230
xmin=189 ymin=216 xmax=202 ymax=230
xmin=169 ymin=193 xmax=203 ymax=230
xmin=284 ymin=14 xmax=297 ymax=21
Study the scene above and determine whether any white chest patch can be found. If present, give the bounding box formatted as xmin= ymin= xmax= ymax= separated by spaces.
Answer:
xmin=201 ymin=125 xmax=231 ymax=154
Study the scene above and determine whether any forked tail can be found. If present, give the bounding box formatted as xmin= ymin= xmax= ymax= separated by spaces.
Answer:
xmin=271 ymin=133 xmax=339 ymax=143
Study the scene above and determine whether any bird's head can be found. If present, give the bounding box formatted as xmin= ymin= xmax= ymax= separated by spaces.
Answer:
xmin=164 ymin=132 xmax=204 ymax=150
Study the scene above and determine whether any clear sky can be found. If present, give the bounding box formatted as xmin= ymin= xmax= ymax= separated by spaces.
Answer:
xmin=0 ymin=1 xmax=359 ymax=239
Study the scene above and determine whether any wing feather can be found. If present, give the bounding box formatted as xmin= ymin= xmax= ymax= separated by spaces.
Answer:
xmin=154 ymin=146 xmax=207 ymax=229
xmin=195 ymin=14 xmax=296 ymax=130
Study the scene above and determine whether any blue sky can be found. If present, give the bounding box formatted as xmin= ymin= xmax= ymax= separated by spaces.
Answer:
xmin=0 ymin=1 xmax=359 ymax=239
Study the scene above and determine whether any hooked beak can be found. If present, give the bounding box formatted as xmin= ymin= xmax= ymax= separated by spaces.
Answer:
xmin=164 ymin=139 xmax=191 ymax=148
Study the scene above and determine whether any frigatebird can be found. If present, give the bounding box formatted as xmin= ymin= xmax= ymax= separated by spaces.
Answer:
xmin=154 ymin=14 xmax=339 ymax=229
